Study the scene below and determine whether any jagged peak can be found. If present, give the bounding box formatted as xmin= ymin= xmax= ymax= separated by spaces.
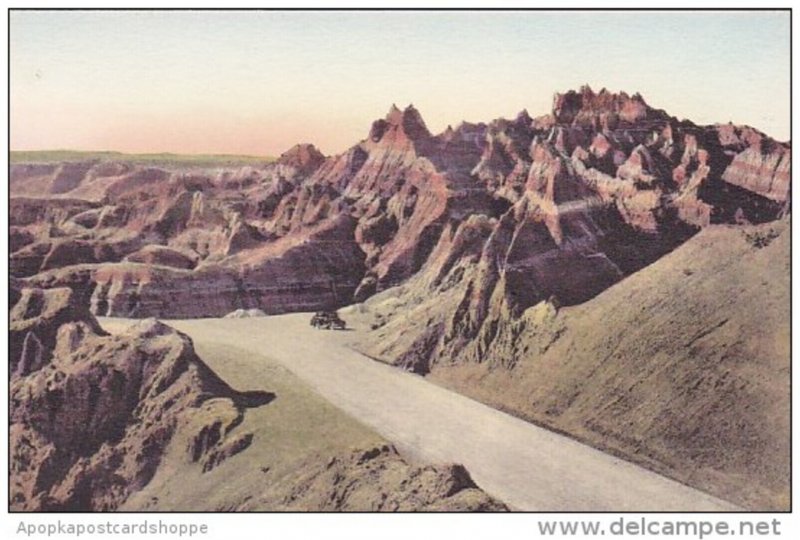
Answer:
xmin=552 ymin=86 xmax=657 ymax=126
xmin=455 ymin=120 xmax=486 ymax=132
xmin=386 ymin=103 xmax=402 ymax=122
xmin=370 ymin=103 xmax=432 ymax=143
xmin=401 ymin=105 xmax=430 ymax=138
xmin=515 ymin=109 xmax=532 ymax=125
xmin=555 ymin=85 xmax=649 ymax=107
xmin=276 ymin=143 xmax=326 ymax=171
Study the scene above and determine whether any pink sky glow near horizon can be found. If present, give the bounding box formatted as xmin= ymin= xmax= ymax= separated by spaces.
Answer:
xmin=10 ymin=11 xmax=790 ymax=157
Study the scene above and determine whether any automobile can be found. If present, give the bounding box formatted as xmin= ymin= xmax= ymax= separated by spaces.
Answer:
xmin=310 ymin=311 xmax=346 ymax=330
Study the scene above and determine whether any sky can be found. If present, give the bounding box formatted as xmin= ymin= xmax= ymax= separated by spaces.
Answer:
xmin=10 ymin=10 xmax=791 ymax=156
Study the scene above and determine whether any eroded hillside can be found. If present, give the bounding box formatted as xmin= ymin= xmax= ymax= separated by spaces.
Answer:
xmin=348 ymin=220 xmax=789 ymax=510
xmin=9 ymin=86 xmax=790 ymax=510
xmin=11 ymin=87 xmax=789 ymax=321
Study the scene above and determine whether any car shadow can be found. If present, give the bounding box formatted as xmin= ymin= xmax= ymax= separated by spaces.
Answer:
xmin=234 ymin=390 xmax=276 ymax=408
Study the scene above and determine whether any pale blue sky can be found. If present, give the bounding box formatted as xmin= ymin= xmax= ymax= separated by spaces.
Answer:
xmin=10 ymin=10 xmax=790 ymax=155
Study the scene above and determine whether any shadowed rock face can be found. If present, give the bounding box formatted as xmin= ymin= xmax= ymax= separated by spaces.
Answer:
xmin=10 ymin=86 xmax=789 ymax=320
xmin=9 ymin=283 xmax=270 ymax=511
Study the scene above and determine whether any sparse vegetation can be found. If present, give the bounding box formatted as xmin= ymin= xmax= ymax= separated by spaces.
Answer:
xmin=743 ymin=227 xmax=782 ymax=248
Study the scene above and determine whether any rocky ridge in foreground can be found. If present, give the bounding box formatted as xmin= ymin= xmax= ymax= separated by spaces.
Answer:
xmin=9 ymin=282 xmax=270 ymax=510
xmin=9 ymin=282 xmax=503 ymax=511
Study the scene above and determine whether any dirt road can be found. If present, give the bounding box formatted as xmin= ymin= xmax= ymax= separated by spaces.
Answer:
xmin=116 ymin=314 xmax=739 ymax=511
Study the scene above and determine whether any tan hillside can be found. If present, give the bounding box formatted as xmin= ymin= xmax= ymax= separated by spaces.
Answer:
xmin=351 ymin=219 xmax=789 ymax=510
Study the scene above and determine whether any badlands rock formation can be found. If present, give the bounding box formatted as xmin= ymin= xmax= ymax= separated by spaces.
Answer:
xmin=9 ymin=283 xmax=271 ymax=511
xmin=10 ymin=283 xmax=499 ymax=511
xmin=11 ymin=87 xmax=788 ymax=320
xmin=9 ymin=86 xmax=789 ymax=510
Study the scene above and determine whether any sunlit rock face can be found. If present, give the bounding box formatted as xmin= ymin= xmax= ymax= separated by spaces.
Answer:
xmin=10 ymin=86 xmax=789 ymax=319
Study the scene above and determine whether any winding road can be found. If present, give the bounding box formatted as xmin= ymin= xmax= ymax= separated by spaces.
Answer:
xmin=117 ymin=314 xmax=740 ymax=511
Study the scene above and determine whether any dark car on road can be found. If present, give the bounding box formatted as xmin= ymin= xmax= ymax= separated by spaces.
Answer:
xmin=310 ymin=311 xmax=346 ymax=330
